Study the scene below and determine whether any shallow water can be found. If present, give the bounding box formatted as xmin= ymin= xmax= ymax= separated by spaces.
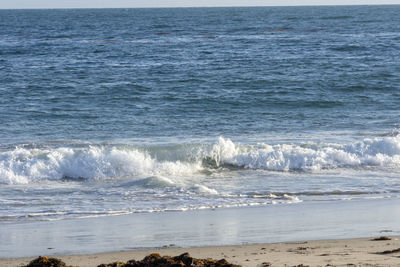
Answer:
xmin=2 ymin=198 xmax=400 ymax=257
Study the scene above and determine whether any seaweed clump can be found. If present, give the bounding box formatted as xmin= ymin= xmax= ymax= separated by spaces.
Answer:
xmin=97 ymin=252 xmax=241 ymax=267
xmin=371 ymin=236 xmax=391 ymax=241
xmin=376 ymin=248 xmax=400 ymax=255
xmin=25 ymin=256 xmax=76 ymax=267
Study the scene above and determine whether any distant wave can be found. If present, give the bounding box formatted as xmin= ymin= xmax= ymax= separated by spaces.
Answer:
xmin=330 ymin=44 xmax=367 ymax=52
xmin=319 ymin=15 xmax=352 ymax=20
xmin=1 ymin=135 xmax=400 ymax=184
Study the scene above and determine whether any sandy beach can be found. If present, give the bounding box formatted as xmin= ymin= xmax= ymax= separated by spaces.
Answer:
xmin=1 ymin=236 xmax=400 ymax=267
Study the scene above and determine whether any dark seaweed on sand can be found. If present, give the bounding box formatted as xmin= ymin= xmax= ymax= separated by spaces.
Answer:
xmin=24 ymin=256 xmax=76 ymax=267
xmin=97 ymin=253 xmax=241 ymax=267
xmin=24 ymin=253 xmax=241 ymax=267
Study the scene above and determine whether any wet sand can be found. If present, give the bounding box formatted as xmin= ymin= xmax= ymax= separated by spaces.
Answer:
xmin=2 ymin=198 xmax=400 ymax=258
xmin=1 ymin=198 xmax=400 ymax=266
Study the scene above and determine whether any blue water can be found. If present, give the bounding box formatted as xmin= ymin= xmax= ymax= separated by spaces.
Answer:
xmin=1 ymin=6 xmax=400 ymax=222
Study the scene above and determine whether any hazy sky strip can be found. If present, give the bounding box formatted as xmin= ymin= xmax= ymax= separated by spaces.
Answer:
xmin=1 ymin=0 xmax=400 ymax=9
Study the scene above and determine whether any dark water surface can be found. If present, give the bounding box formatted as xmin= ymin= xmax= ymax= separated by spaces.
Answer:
xmin=1 ymin=6 xmax=400 ymax=142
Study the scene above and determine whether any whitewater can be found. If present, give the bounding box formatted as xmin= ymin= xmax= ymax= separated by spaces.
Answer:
xmin=2 ymin=136 xmax=400 ymax=185
xmin=1 ymin=135 xmax=400 ymax=222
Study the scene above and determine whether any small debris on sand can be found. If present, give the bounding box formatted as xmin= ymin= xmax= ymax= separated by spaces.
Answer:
xmin=371 ymin=236 xmax=391 ymax=241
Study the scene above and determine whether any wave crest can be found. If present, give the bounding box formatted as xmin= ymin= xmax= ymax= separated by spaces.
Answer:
xmin=1 ymin=135 xmax=400 ymax=184
xmin=0 ymin=146 xmax=201 ymax=184
xmin=213 ymin=136 xmax=400 ymax=171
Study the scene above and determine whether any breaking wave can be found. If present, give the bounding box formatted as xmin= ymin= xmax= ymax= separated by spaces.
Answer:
xmin=213 ymin=136 xmax=400 ymax=171
xmin=1 ymin=135 xmax=400 ymax=184
xmin=0 ymin=145 xmax=202 ymax=184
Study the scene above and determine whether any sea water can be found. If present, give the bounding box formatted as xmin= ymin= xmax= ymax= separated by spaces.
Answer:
xmin=1 ymin=6 xmax=400 ymax=223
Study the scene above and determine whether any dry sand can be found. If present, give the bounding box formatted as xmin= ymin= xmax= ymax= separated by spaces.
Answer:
xmin=1 ymin=236 xmax=400 ymax=267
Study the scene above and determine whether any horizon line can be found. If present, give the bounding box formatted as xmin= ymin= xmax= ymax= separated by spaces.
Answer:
xmin=1 ymin=3 xmax=399 ymax=10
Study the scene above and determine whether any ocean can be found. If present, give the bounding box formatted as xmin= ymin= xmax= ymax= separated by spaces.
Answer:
xmin=1 ymin=5 xmax=400 ymax=226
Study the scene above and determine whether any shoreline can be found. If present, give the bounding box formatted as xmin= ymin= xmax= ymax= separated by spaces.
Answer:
xmin=2 ymin=198 xmax=400 ymax=258
xmin=1 ymin=236 xmax=400 ymax=266
xmin=2 ymin=198 xmax=400 ymax=266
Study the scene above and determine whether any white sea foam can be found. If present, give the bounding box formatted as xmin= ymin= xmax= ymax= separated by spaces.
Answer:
xmin=212 ymin=136 xmax=400 ymax=171
xmin=190 ymin=184 xmax=218 ymax=195
xmin=0 ymin=146 xmax=201 ymax=185
xmin=1 ymin=135 xmax=400 ymax=184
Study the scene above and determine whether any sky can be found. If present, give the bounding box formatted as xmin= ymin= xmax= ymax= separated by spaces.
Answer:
xmin=1 ymin=0 xmax=399 ymax=9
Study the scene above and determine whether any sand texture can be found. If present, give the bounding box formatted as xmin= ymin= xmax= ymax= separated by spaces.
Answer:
xmin=1 ymin=236 xmax=400 ymax=267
